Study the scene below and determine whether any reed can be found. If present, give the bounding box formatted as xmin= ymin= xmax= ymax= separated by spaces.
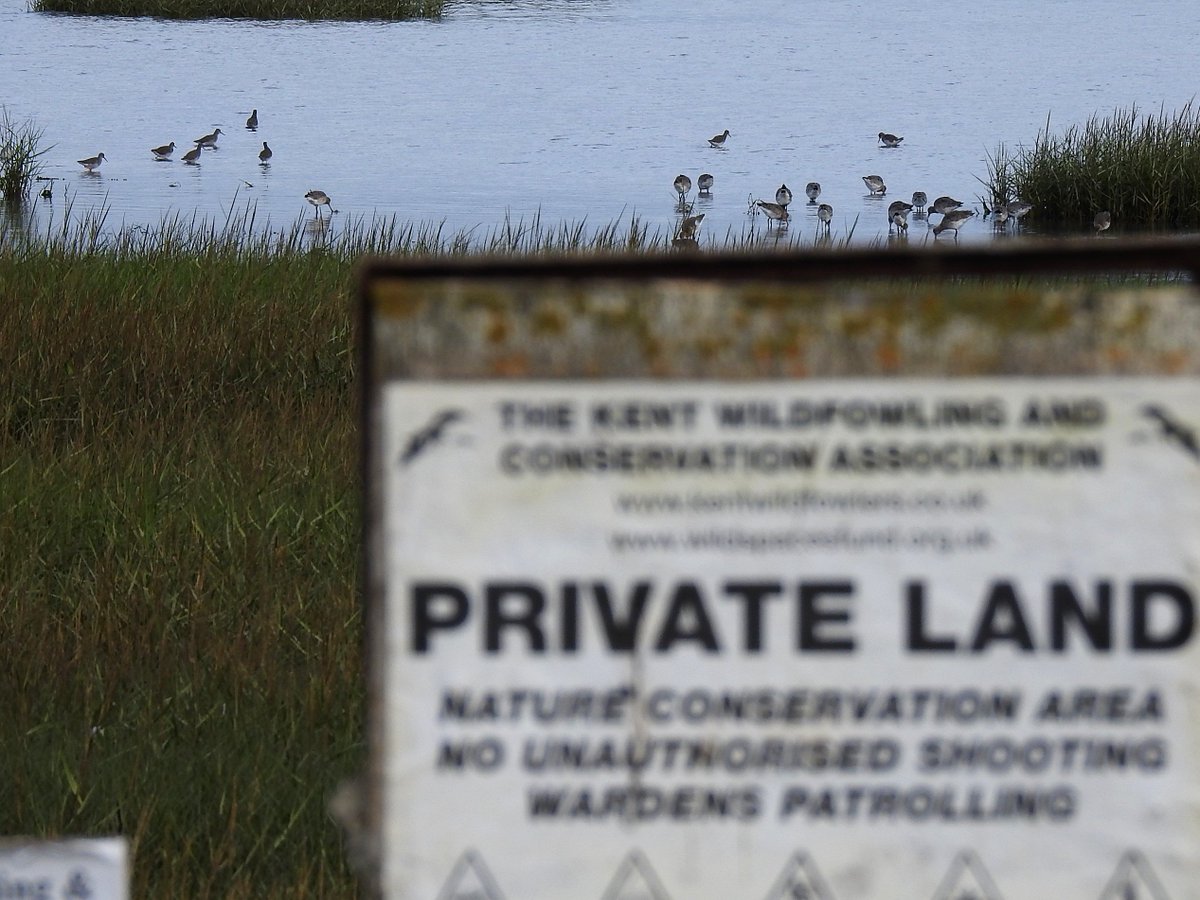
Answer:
xmin=984 ymin=103 xmax=1200 ymax=229
xmin=0 ymin=108 xmax=50 ymax=205
xmin=2 ymin=195 xmax=865 ymax=260
xmin=31 ymin=0 xmax=440 ymax=21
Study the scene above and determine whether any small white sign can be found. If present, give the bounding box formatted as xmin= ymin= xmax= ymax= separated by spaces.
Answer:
xmin=375 ymin=379 xmax=1200 ymax=899
xmin=0 ymin=837 xmax=129 ymax=900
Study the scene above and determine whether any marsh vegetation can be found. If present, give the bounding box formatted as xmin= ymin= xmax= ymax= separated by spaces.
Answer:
xmin=0 ymin=108 xmax=50 ymax=204
xmin=1 ymin=236 xmax=361 ymax=897
xmin=984 ymin=104 xmax=1200 ymax=230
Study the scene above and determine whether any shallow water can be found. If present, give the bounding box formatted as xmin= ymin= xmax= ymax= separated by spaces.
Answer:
xmin=2 ymin=0 xmax=1199 ymax=246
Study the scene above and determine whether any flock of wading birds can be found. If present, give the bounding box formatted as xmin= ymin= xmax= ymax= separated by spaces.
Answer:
xmin=671 ymin=129 xmax=1114 ymax=244
xmin=59 ymin=109 xmax=336 ymax=218
xmin=61 ymin=122 xmax=1118 ymax=238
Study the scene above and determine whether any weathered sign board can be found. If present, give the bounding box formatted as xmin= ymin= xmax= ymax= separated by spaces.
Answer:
xmin=360 ymin=240 xmax=1200 ymax=899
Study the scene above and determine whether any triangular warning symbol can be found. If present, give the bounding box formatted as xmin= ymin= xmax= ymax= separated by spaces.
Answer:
xmin=435 ymin=849 xmax=506 ymax=900
xmin=931 ymin=850 xmax=1003 ymax=900
xmin=763 ymin=851 xmax=836 ymax=899
xmin=600 ymin=849 xmax=672 ymax=900
xmin=1098 ymin=850 xmax=1171 ymax=900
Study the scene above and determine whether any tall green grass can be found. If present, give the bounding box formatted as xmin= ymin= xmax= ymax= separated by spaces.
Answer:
xmin=984 ymin=103 xmax=1200 ymax=229
xmin=0 ymin=108 xmax=50 ymax=205
xmin=31 ymin=0 xmax=440 ymax=21
xmin=1 ymin=196 xmax=861 ymax=259
xmin=0 ymin=227 xmax=363 ymax=897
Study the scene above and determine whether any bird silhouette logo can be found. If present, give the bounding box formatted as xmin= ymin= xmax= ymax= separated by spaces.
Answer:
xmin=1142 ymin=404 xmax=1200 ymax=463
xmin=398 ymin=408 xmax=466 ymax=466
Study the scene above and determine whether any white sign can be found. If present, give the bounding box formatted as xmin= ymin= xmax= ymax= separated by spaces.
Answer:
xmin=0 ymin=837 xmax=129 ymax=900
xmin=375 ymin=379 xmax=1200 ymax=899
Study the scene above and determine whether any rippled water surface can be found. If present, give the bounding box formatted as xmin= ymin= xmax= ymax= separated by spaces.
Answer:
xmin=3 ymin=0 xmax=1199 ymax=245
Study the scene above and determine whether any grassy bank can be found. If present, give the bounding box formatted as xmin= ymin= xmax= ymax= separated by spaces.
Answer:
xmin=984 ymin=103 xmax=1200 ymax=229
xmin=0 ymin=236 xmax=362 ymax=897
xmin=31 ymin=0 xmax=441 ymax=22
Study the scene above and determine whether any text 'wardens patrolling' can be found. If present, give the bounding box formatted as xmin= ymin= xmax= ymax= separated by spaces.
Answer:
xmin=409 ymin=578 xmax=1195 ymax=654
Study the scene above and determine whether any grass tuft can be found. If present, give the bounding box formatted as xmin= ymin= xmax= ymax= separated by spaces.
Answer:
xmin=984 ymin=103 xmax=1200 ymax=229
xmin=0 ymin=108 xmax=51 ymax=205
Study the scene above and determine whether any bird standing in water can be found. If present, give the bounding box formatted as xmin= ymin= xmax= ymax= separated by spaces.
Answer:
xmin=805 ymin=182 xmax=821 ymax=203
xmin=77 ymin=152 xmax=106 ymax=173
xmin=193 ymin=128 xmax=223 ymax=149
xmin=151 ymin=142 xmax=175 ymax=160
xmin=862 ymin=174 xmax=886 ymax=195
xmin=755 ymin=200 xmax=789 ymax=225
xmin=678 ymin=213 xmax=705 ymax=239
xmin=887 ymin=199 xmax=913 ymax=232
xmin=673 ymin=174 xmax=692 ymax=204
xmin=817 ymin=203 xmax=833 ymax=232
xmin=1094 ymin=210 xmax=1112 ymax=233
xmin=305 ymin=189 xmax=336 ymax=217
xmin=246 ymin=109 xmax=258 ymax=129
xmin=708 ymin=129 xmax=731 ymax=148
xmin=775 ymin=183 xmax=793 ymax=207
xmin=878 ymin=132 xmax=904 ymax=147
xmin=930 ymin=195 xmax=963 ymax=214
xmin=932 ymin=208 xmax=975 ymax=239
xmin=697 ymin=173 xmax=713 ymax=195
xmin=1007 ymin=200 xmax=1033 ymax=222
xmin=259 ymin=142 xmax=273 ymax=163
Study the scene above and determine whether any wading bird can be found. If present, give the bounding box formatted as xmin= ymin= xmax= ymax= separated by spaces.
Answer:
xmin=151 ymin=141 xmax=175 ymax=160
xmin=755 ymin=200 xmax=789 ymax=225
xmin=697 ymin=173 xmax=713 ymax=195
xmin=930 ymin=195 xmax=963 ymax=214
xmin=259 ymin=142 xmax=272 ymax=162
xmin=708 ymin=129 xmax=731 ymax=149
xmin=862 ymin=174 xmax=886 ymax=195
xmin=805 ymin=182 xmax=821 ymax=203
xmin=246 ymin=109 xmax=258 ymax=129
xmin=1007 ymin=200 xmax=1033 ymax=222
xmin=673 ymin=174 xmax=691 ymax=204
xmin=817 ymin=203 xmax=833 ymax=231
xmin=181 ymin=146 xmax=202 ymax=164
xmin=678 ymin=213 xmax=705 ymax=239
xmin=1094 ymin=210 xmax=1112 ymax=233
xmin=911 ymin=191 xmax=927 ymax=214
xmin=887 ymin=199 xmax=913 ymax=232
xmin=775 ymin=183 xmax=793 ymax=207
xmin=77 ymin=152 xmax=106 ymax=173
xmin=193 ymin=128 xmax=223 ymax=149
xmin=305 ymin=189 xmax=336 ymax=217
xmin=932 ymin=208 xmax=975 ymax=239
xmin=878 ymin=132 xmax=904 ymax=147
